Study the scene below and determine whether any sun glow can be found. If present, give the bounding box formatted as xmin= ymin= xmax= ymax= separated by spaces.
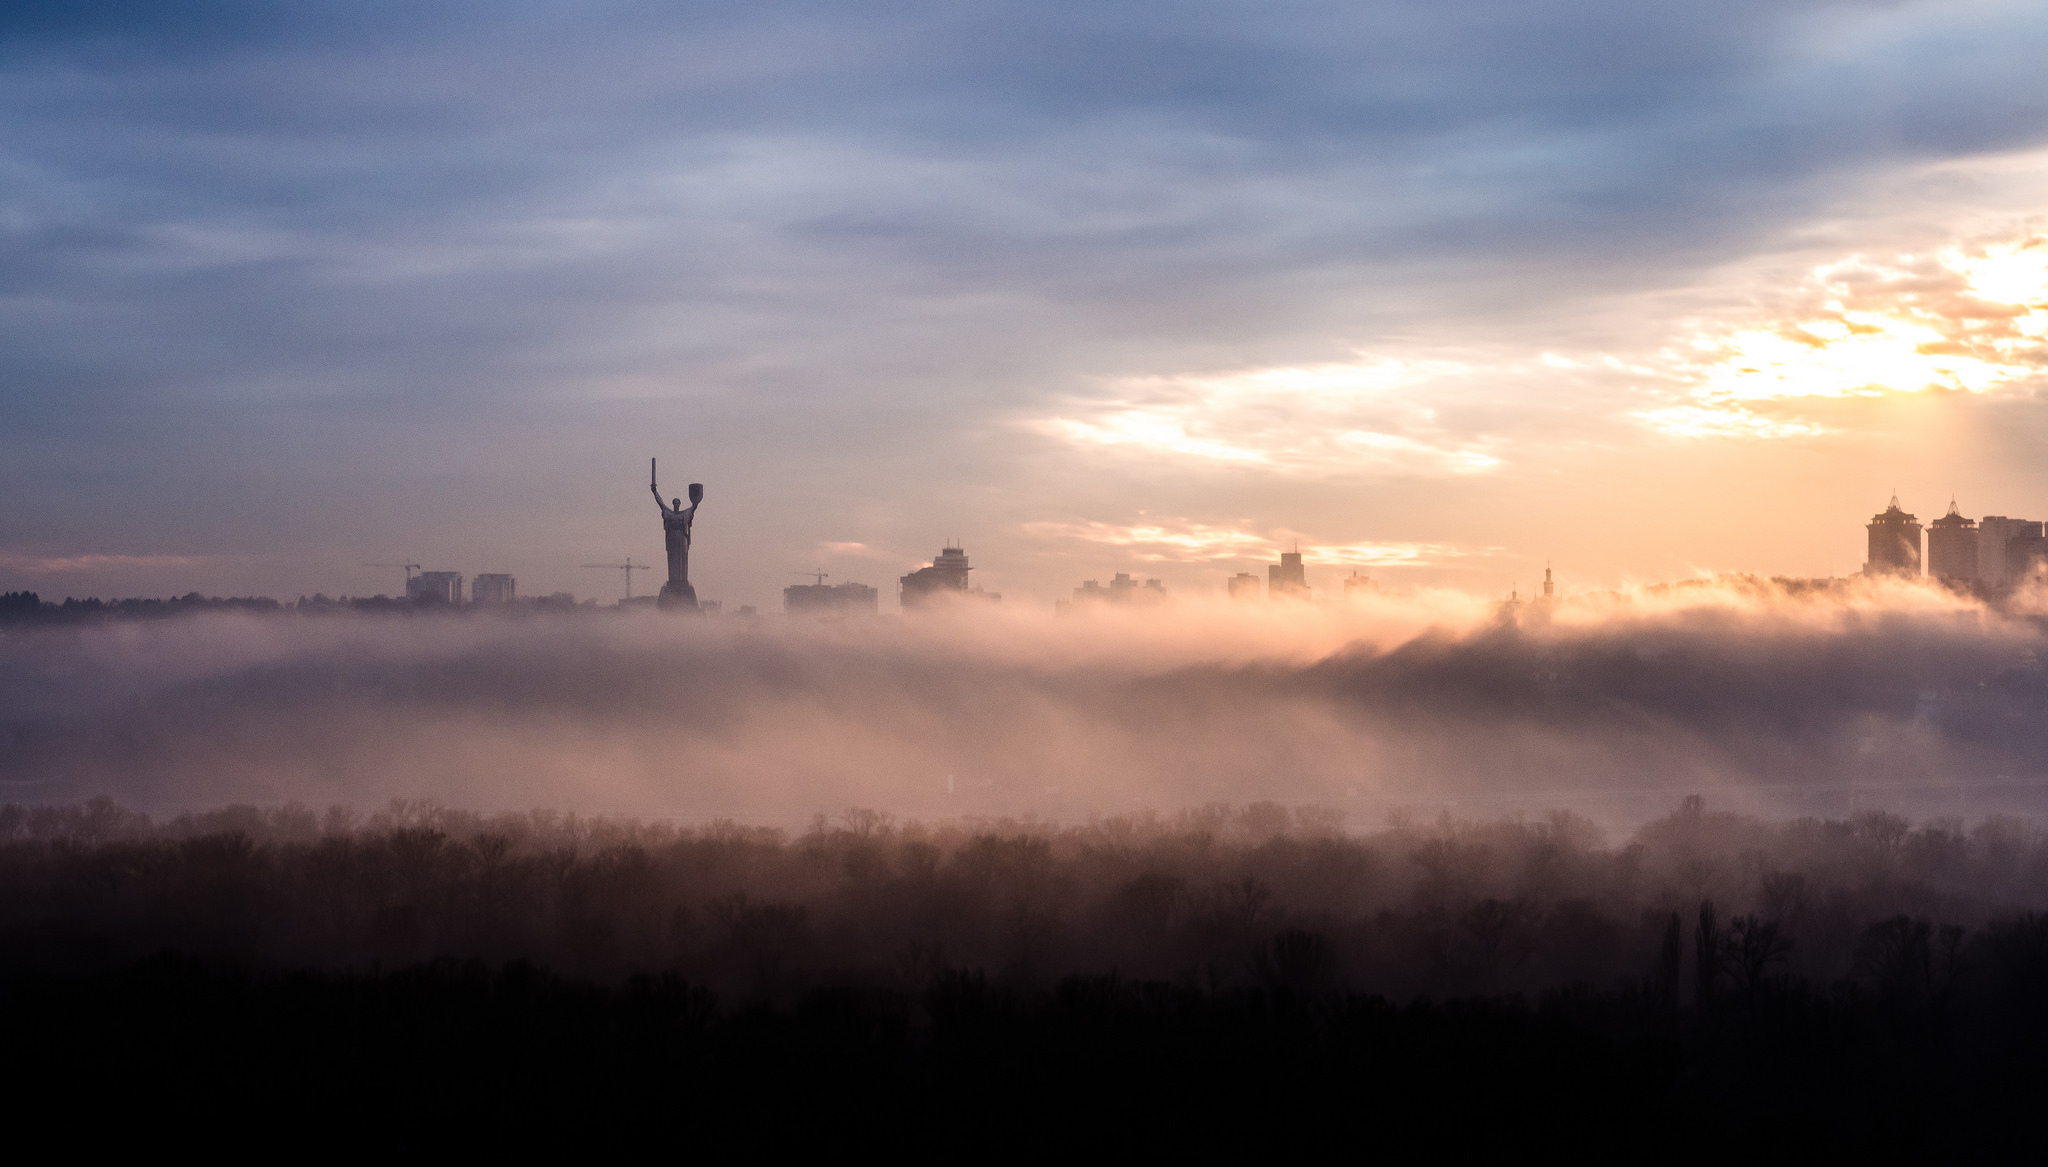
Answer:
xmin=1702 ymin=311 xmax=2015 ymax=400
xmin=1644 ymin=233 xmax=2048 ymax=437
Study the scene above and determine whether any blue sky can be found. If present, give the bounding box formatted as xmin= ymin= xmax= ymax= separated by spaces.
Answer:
xmin=6 ymin=1 xmax=2048 ymax=607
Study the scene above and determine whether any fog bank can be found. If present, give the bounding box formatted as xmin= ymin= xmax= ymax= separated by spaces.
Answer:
xmin=4 ymin=579 xmax=2047 ymax=826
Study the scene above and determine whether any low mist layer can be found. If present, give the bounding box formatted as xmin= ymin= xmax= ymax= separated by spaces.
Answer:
xmin=4 ymin=579 xmax=2048 ymax=825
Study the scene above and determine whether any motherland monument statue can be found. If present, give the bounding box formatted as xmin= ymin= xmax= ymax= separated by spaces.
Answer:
xmin=650 ymin=458 xmax=703 ymax=611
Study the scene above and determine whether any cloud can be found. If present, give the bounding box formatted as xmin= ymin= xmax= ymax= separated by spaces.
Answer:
xmin=819 ymin=542 xmax=887 ymax=558
xmin=0 ymin=553 xmax=216 ymax=575
xmin=1022 ymin=517 xmax=1481 ymax=567
xmin=1026 ymin=361 xmax=1504 ymax=476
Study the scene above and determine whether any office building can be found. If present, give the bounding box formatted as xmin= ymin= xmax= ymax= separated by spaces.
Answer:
xmin=1228 ymin=573 xmax=1261 ymax=600
xmin=1864 ymin=496 xmax=1922 ymax=577
xmin=1342 ymin=571 xmax=1376 ymax=599
xmin=407 ymin=571 xmax=464 ymax=604
xmin=1268 ymin=550 xmax=1310 ymax=599
xmin=785 ymin=580 xmax=880 ymax=615
xmin=1925 ymin=503 xmax=1978 ymax=582
xmin=471 ymin=573 xmax=516 ymax=604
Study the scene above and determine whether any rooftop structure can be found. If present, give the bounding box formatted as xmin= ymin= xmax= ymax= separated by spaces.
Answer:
xmin=1268 ymin=550 xmax=1310 ymax=600
xmin=1864 ymin=494 xmax=1922 ymax=577
xmin=1926 ymin=501 xmax=1978 ymax=582
xmin=900 ymin=545 xmax=999 ymax=609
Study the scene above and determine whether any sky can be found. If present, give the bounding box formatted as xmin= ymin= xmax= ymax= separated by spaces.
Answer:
xmin=5 ymin=0 xmax=2048 ymax=610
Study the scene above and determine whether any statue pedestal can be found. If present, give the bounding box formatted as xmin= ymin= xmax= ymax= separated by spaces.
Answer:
xmin=657 ymin=581 xmax=700 ymax=612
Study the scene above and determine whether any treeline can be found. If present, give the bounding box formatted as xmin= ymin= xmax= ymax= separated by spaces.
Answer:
xmin=5 ymin=797 xmax=2048 ymax=1153
xmin=6 ymin=796 xmax=2047 ymax=997
xmin=0 ymin=590 xmax=586 ymax=625
xmin=0 ymin=590 xmax=284 ymax=623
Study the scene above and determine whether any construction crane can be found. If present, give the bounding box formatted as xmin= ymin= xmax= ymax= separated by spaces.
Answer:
xmin=582 ymin=557 xmax=653 ymax=600
xmin=796 ymin=570 xmax=830 ymax=585
xmin=363 ymin=562 xmax=421 ymax=595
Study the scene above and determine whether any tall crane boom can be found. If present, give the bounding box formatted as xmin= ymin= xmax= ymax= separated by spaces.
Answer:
xmin=363 ymin=562 xmax=422 ymax=595
xmin=581 ymin=557 xmax=653 ymax=599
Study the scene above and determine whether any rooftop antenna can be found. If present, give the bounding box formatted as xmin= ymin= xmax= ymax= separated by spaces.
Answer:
xmin=363 ymin=562 xmax=421 ymax=592
xmin=581 ymin=557 xmax=653 ymax=600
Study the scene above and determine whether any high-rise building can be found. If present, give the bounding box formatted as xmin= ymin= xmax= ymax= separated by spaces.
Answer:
xmin=1342 ymin=571 xmax=1376 ymax=599
xmin=1925 ymin=502 xmax=1978 ymax=582
xmin=1978 ymin=516 xmax=2044 ymax=586
xmin=471 ymin=573 xmax=516 ymax=603
xmin=407 ymin=571 xmax=464 ymax=604
xmin=1864 ymin=496 xmax=1922 ymax=577
xmin=1228 ymin=573 xmax=1261 ymax=600
xmin=2009 ymin=533 xmax=2048 ymax=586
xmin=1268 ymin=550 xmax=1310 ymax=599
xmin=900 ymin=546 xmax=999 ymax=609
xmin=785 ymin=581 xmax=879 ymax=615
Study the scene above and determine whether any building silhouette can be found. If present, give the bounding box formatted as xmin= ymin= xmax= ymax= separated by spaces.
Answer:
xmin=471 ymin=574 xmax=516 ymax=604
xmin=1864 ymin=495 xmax=1922 ymax=577
xmin=2008 ymin=531 xmax=2048 ymax=586
xmin=1227 ymin=573 xmax=1261 ymax=600
xmin=785 ymin=580 xmax=879 ymax=615
xmin=407 ymin=571 xmax=464 ymax=604
xmin=899 ymin=546 xmax=1000 ymax=609
xmin=1071 ymin=573 xmax=1166 ymax=606
xmin=1978 ymin=516 xmax=2043 ymax=586
xmin=1269 ymin=549 xmax=1310 ymax=599
xmin=1926 ymin=502 xmax=1978 ymax=582
xmin=1342 ymin=571 xmax=1376 ymax=599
